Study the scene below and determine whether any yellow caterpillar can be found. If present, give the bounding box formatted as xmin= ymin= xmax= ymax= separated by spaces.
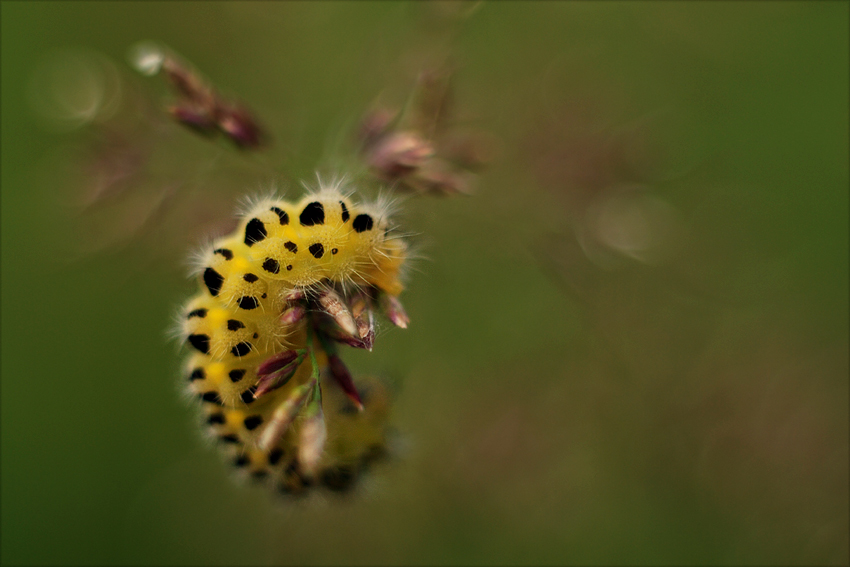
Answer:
xmin=179 ymin=184 xmax=406 ymax=494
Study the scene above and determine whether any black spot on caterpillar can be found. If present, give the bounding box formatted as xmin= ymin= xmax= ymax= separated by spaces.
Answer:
xmin=214 ymin=248 xmax=234 ymax=260
xmin=300 ymin=201 xmax=325 ymax=226
xmin=243 ymin=273 xmax=259 ymax=283
xmin=227 ymin=319 xmax=245 ymax=331
xmin=187 ymin=308 xmax=208 ymax=319
xmin=229 ymin=369 xmax=246 ymax=383
xmin=203 ymin=268 xmax=224 ymax=296
xmin=268 ymin=448 xmax=284 ymax=465
xmin=353 ymin=213 xmax=373 ymax=233
xmin=200 ymin=391 xmax=222 ymax=404
xmin=243 ymin=415 xmax=263 ymax=430
xmin=308 ymin=243 xmax=324 ymax=258
xmin=270 ymin=206 xmax=289 ymax=225
xmin=231 ymin=342 xmax=253 ymax=357
xmin=240 ymin=386 xmax=257 ymax=404
xmin=188 ymin=334 xmax=211 ymax=354
xmin=237 ymin=296 xmax=259 ymax=310
xmin=262 ymin=258 xmax=280 ymax=273
xmin=244 ymin=218 xmax=267 ymax=246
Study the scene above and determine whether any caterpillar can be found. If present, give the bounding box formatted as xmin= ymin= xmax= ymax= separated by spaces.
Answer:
xmin=179 ymin=182 xmax=407 ymax=495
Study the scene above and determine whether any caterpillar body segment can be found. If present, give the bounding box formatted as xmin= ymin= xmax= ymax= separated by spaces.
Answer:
xmin=180 ymin=186 xmax=405 ymax=494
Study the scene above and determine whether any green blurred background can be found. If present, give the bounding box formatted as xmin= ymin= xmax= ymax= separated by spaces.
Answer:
xmin=2 ymin=2 xmax=848 ymax=565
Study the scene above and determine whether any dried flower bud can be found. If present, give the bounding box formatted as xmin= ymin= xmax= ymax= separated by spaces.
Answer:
xmin=298 ymin=399 xmax=327 ymax=477
xmin=168 ymin=104 xmax=217 ymax=136
xmin=161 ymin=56 xmax=215 ymax=108
xmin=215 ymin=104 xmax=266 ymax=149
xmin=134 ymin=43 xmax=268 ymax=151
xmin=283 ymin=287 xmax=305 ymax=303
xmin=318 ymin=322 xmax=373 ymax=350
xmin=415 ymin=160 xmax=474 ymax=195
xmin=348 ymin=289 xmax=371 ymax=319
xmin=258 ymin=381 xmax=313 ymax=453
xmin=317 ymin=288 xmax=358 ymax=338
xmin=355 ymin=310 xmax=374 ymax=340
xmin=336 ymin=333 xmax=373 ymax=350
xmin=358 ymin=326 xmax=375 ymax=351
xmin=367 ymin=131 xmax=434 ymax=180
xmin=328 ymin=354 xmax=364 ymax=411
xmin=379 ymin=293 xmax=410 ymax=329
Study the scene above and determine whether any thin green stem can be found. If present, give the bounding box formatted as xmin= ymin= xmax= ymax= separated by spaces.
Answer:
xmin=305 ymin=323 xmax=323 ymax=413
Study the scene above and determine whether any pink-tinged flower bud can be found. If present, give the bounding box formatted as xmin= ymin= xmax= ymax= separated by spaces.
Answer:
xmin=254 ymin=351 xmax=306 ymax=400
xmin=256 ymin=349 xmax=300 ymax=376
xmin=328 ymin=354 xmax=364 ymax=411
xmin=280 ymin=305 xmax=305 ymax=325
xmin=317 ymin=288 xmax=358 ymax=338
xmin=368 ymin=131 xmax=434 ymax=180
xmin=415 ymin=160 xmax=474 ymax=195
xmin=162 ymin=61 xmax=207 ymax=104
xmin=258 ymin=381 xmax=312 ymax=453
xmin=379 ymin=294 xmax=410 ymax=329
xmin=283 ymin=287 xmax=305 ymax=303
xmin=216 ymin=104 xmax=266 ymax=149
xmin=168 ymin=104 xmax=217 ymax=135
xmin=298 ymin=401 xmax=327 ymax=478
xmin=319 ymin=324 xmax=373 ymax=350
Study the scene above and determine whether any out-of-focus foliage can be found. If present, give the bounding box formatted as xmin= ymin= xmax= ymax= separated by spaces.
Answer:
xmin=2 ymin=2 xmax=847 ymax=565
